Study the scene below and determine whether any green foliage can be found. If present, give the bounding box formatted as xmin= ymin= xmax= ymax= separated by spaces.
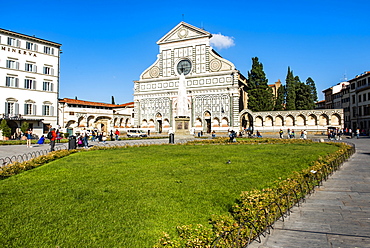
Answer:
xmin=0 ymin=140 xmax=346 ymax=247
xmin=295 ymin=82 xmax=312 ymax=110
xmin=63 ymin=132 xmax=70 ymax=138
xmin=20 ymin=122 xmax=29 ymax=133
xmin=0 ymin=119 xmax=11 ymax=138
xmin=306 ymin=77 xmax=318 ymax=108
xmin=285 ymin=67 xmax=296 ymax=110
xmin=247 ymin=57 xmax=274 ymax=111
xmin=274 ymin=85 xmax=285 ymax=110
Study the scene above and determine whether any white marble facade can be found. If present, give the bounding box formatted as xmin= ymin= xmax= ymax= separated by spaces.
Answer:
xmin=134 ymin=22 xmax=248 ymax=133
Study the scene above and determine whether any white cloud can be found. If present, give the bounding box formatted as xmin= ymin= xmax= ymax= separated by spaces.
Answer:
xmin=210 ymin=33 xmax=235 ymax=50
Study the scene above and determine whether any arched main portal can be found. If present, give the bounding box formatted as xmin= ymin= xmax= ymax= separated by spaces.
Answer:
xmin=204 ymin=111 xmax=211 ymax=133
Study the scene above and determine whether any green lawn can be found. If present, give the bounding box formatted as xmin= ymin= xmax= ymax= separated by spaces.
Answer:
xmin=0 ymin=143 xmax=338 ymax=247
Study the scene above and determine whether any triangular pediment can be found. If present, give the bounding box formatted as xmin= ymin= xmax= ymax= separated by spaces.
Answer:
xmin=157 ymin=22 xmax=211 ymax=45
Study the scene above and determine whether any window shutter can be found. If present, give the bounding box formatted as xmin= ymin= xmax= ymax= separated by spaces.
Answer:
xmin=24 ymin=79 xmax=27 ymax=88
xmin=24 ymin=104 xmax=28 ymax=115
xmin=6 ymin=77 xmax=9 ymax=87
xmin=15 ymin=78 xmax=19 ymax=88
xmin=50 ymin=106 xmax=54 ymax=116
xmin=34 ymin=65 xmax=37 ymax=73
xmin=33 ymin=105 xmax=37 ymax=115
xmin=5 ymin=102 xmax=9 ymax=114
xmin=51 ymin=48 xmax=54 ymax=55
xmin=16 ymin=62 xmax=19 ymax=70
xmin=51 ymin=68 xmax=54 ymax=76
xmin=6 ymin=60 xmax=10 ymax=68
xmin=33 ymin=80 xmax=36 ymax=90
xmin=34 ymin=44 xmax=38 ymax=51
xmin=42 ymin=105 xmax=45 ymax=115
xmin=16 ymin=40 xmax=20 ymax=47
xmin=51 ymin=83 xmax=54 ymax=92
xmin=14 ymin=103 xmax=19 ymax=115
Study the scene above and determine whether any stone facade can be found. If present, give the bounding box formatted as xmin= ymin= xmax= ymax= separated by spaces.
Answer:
xmin=134 ymin=22 xmax=248 ymax=133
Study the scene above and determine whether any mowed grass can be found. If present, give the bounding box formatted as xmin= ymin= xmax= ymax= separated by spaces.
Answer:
xmin=0 ymin=143 xmax=338 ymax=247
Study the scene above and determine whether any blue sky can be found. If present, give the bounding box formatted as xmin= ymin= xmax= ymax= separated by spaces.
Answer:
xmin=2 ymin=0 xmax=370 ymax=103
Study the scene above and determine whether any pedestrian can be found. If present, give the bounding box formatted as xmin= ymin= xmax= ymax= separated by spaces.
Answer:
xmin=110 ymin=130 xmax=114 ymax=141
xmin=26 ymin=129 xmax=33 ymax=148
xmin=279 ymin=129 xmax=283 ymax=138
xmin=82 ymin=128 xmax=89 ymax=148
xmin=50 ymin=128 xmax=57 ymax=152
xmin=91 ymin=130 xmax=96 ymax=142
xmin=212 ymin=130 xmax=216 ymax=138
xmin=303 ymin=130 xmax=307 ymax=139
xmin=115 ymin=129 xmax=120 ymax=141
xmin=356 ymin=129 xmax=360 ymax=139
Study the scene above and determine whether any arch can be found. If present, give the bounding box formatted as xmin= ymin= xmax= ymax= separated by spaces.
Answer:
xmin=275 ymin=115 xmax=283 ymax=126
xmin=148 ymin=119 xmax=155 ymax=128
xmin=125 ymin=118 xmax=130 ymax=128
xmin=319 ymin=114 xmax=329 ymax=126
xmin=141 ymin=119 xmax=148 ymax=128
xmin=194 ymin=118 xmax=202 ymax=127
xmin=77 ymin=116 xmax=85 ymax=127
xmin=286 ymin=115 xmax=294 ymax=126
xmin=239 ymin=110 xmax=253 ymax=131
xmin=307 ymin=114 xmax=317 ymax=126
xmin=221 ymin=117 xmax=229 ymax=127
xmin=212 ymin=117 xmax=220 ymax=127
xmin=255 ymin=116 xmax=263 ymax=127
xmin=265 ymin=116 xmax=273 ymax=127
xmin=296 ymin=115 xmax=306 ymax=126
xmin=331 ymin=113 xmax=341 ymax=126
xmin=87 ymin=115 xmax=95 ymax=128
xmin=163 ymin=118 xmax=170 ymax=128
xmin=66 ymin=120 xmax=77 ymax=128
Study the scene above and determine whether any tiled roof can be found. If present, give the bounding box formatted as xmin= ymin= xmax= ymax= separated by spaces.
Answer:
xmin=59 ymin=98 xmax=133 ymax=108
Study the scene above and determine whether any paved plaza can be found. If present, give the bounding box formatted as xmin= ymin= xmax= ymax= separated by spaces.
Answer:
xmin=249 ymin=137 xmax=370 ymax=248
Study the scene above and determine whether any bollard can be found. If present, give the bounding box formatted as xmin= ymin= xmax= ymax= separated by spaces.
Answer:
xmin=169 ymin=133 xmax=175 ymax=144
xmin=68 ymin=136 xmax=77 ymax=150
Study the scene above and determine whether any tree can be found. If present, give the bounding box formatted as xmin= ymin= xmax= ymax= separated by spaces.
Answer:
xmin=306 ymin=77 xmax=318 ymax=109
xmin=20 ymin=122 xmax=29 ymax=134
xmin=295 ymin=82 xmax=312 ymax=110
xmin=274 ymin=85 xmax=285 ymax=111
xmin=0 ymin=119 xmax=11 ymax=139
xmin=285 ymin=67 xmax=296 ymax=110
xmin=247 ymin=57 xmax=274 ymax=111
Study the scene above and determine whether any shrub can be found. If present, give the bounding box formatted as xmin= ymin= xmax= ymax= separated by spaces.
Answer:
xmin=0 ymin=119 xmax=11 ymax=138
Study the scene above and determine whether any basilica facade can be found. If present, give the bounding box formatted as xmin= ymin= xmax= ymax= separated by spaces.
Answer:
xmin=134 ymin=22 xmax=344 ymax=134
xmin=134 ymin=22 xmax=248 ymax=133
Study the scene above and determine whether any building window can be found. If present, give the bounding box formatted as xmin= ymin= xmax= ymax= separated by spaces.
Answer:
xmin=352 ymin=95 xmax=356 ymax=104
xmin=24 ymin=79 xmax=36 ymax=89
xmin=69 ymin=112 xmax=74 ymax=115
xmin=26 ymin=42 xmax=38 ymax=51
xmin=44 ymin=46 xmax=54 ymax=55
xmin=358 ymin=106 xmax=363 ymax=117
xmin=25 ymin=63 xmax=37 ymax=72
xmin=364 ymin=94 xmax=367 ymax=102
xmin=5 ymin=102 xmax=19 ymax=116
xmin=43 ymin=66 xmax=54 ymax=75
xmin=42 ymin=105 xmax=54 ymax=116
xmin=24 ymin=103 xmax=36 ymax=115
xmin=359 ymin=95 xmax=362 ymax=102
xmin=6 ymin=60 xmax=19 ymax=69
xmin=43 ymin=81 xmax=54 ymax=91
xmin=7 ymin=37 xmax=20 ymax=47
xmin=6 ymin=76 xmax=19 ymax=87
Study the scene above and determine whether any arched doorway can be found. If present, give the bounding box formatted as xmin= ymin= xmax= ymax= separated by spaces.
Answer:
xmin=204 ymin=111 xmax=211 ymax=133
xmin=156 ymin=113 xmax=162 ymax=133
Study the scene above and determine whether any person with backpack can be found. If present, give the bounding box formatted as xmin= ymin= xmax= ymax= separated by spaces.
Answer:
xmin=49 ymin=128 xmax=57 ymax=152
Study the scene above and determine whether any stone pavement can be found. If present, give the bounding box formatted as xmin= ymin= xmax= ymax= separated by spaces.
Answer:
xmin=249 ymin=137 xmax=370 ymax=248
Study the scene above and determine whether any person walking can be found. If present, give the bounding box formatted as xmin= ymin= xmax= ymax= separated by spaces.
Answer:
xmin=115 ymin=129 xmax=120 ymax=141
xmin=26 ymin=129 xmax=33 ymax=148
xmin=279 ymin=129 xmax=284 ymax=139
xmin=50 ymin=128 xmax=57 ymax=152
xmin=82 ymin=128 xmax=89 ymax=148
